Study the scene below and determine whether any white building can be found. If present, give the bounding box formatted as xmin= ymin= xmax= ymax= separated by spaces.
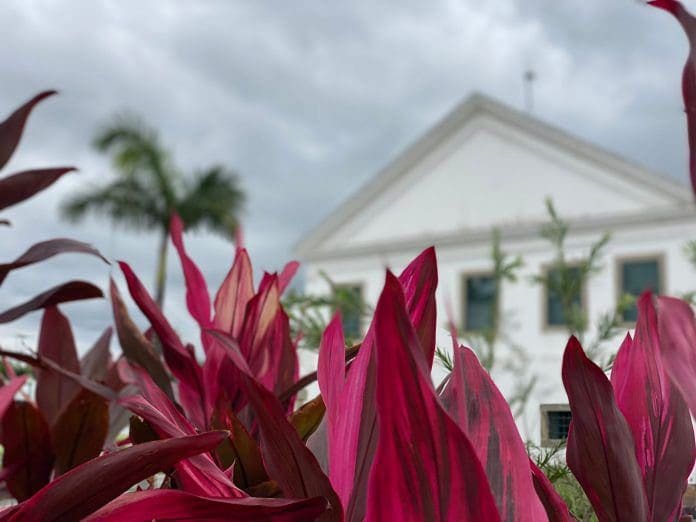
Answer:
xmin=294 ymin=93 xmax=696 ymax=444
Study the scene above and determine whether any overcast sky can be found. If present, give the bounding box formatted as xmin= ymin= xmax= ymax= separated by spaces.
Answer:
xmin=0 ymin=0 xmax=692 ymax=353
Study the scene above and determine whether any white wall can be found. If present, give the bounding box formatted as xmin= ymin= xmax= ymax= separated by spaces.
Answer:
xmin=303 ymin=215 xmax=696 ymax=443
xmin=319 ymin=114 xmax=678 ymax=253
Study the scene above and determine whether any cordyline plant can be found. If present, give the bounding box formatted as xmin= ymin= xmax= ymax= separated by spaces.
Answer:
xmin=0 ymin=1 xmax=696 ymax=518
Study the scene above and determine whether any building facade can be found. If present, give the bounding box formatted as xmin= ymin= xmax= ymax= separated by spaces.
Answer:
xmin=294 ymin=93 xmax=696 ymax=445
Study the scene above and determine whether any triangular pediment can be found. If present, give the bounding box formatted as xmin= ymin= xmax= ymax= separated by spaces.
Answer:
xmin=296 ymin=94 xmax=689 ymax=258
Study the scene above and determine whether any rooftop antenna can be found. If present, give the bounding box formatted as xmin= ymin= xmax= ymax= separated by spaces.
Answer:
xmin=523 ymin=69 xmax=536 ymax=113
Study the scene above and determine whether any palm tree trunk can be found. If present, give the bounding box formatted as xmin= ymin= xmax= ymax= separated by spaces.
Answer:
xmin=154 ymin=228 xmax=169 ymax=308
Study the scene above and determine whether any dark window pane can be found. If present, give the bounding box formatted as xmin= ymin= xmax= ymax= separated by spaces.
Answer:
xmin=621 ymin=259 xmax=660 ymax=322
xmin=546 ymin=266 xmax=582 ymax=326
xmin=335 ymin=284 xmax=362 ymax=339
xmin=547 ymin=410 xmax=572 ymax=440
xmin=464 ymin=275 xmax=497 ymax=331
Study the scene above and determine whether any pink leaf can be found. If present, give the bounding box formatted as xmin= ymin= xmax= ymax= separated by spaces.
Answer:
xmin=562 ymin=336 xmax=648 ymax=521
xmin=84 ymin=489 xmax=327 ymax=521
xmin=656 ymin=295 xmax=696 ymax=419
xmin=0 ymin=376 xmax=27 ymax=418
xmin=366 ymin=272 xmax=500 ymax=521
xmin=317 ymin=315 xmax=348 ymax=503
xmin=36 ymin=306 xmax=81 ymax=426
xmin=278 ymin=261 xmax=300 ymax=295
xmin=0 ymin=91 xmax=56 ymax=170
xmin=649 ymin=0 xmax=696 ymax=198
xmin=0 ymin=281 xmax=102 ymax=323
xmin=397 ymin=246 xmax=438 ymax=367
xmin=320 ymin=247 xmax=439 ymax=521
xmin=0 ymin=168 xmax=75 ymax=212
xmin=214 ymin=247 xmax=254 ymax=337
xmin=119 ymin=367 xmax=243 ymax=498
xmin=208 ymin=330 xmax=343 ymax=521
xmin=10 ymin=431 xmax=228 ymax=522
xmin=439 ymin=346 xmax=546 ymax=521
xmin=611 ymin=294 xmax=695 ymax=522
xmin=0 ymin=238 xmax=107 ymax=286
xmin=170 ymin=214 xmax=212 ymax=328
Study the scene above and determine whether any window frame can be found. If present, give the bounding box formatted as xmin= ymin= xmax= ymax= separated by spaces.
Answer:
xmin=540 ymin=403 xmax=572 ymax=447
xmin=540 ymin=262 xmax=588 ymax=331
xmin=332 ymin=281 xmax=364 ymax=339
xmin=615 ymin=253 xmax=665 ymax=325
xmin=460 ymin=270 xmax=499 ymax=333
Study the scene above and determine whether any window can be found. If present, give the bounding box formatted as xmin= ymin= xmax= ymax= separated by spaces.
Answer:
xmin=540 ymin=404 xmax=572 ymax=447
xmin=334 ymin=284 xmax=363 ymax=339
xmin=545 ymin=266 xmax=583 ymax=327
xmin=462 ymin=274 xmax=497 ymax=331
xmin=619 ymin=257 xmax=662 ymax=322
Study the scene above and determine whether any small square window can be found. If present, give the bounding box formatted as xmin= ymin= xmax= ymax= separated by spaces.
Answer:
xmin=619 ymin=258 xmax=662 ymax=322
xmin=540 ymin=404 xmax=571 ymax=447
xmin=462 ymin=274 xmax=497 ymax=331
xmin=545 ymin=266 xmax=583 ymax=327
xmin=334 ymin=284 xmax=363 ymax=339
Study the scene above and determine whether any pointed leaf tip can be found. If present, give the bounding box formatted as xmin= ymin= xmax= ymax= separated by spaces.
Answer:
xmin=0 ymin=91 xmax=57 ymax=170
xmin=367 ymin=269 xmax=499 ymax=521
xmin=562 ymin=336 xmax=648 ymax=521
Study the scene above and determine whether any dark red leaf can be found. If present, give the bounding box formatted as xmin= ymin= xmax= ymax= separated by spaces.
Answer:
xmin=611 ymin=294 xmax=695 ymax=522
xmin=1 ymin=401 xmax=54 ymax=502
xmin=0 ymin=168 xmax=75 ymax=212
xmin=208 ymin=330 xmax=342 ymax=521
xmin=52 ymin=389 xmax=108 ymax=476
xmin=36 ymin=306 xmax=81 ymax=426
xmin=0 ymin=281 xmax=102 ymax=324
xmin=366 ymin=272 xmax=499 ymax=521
xmin=211 ymin=406 xmax=269 ymax=489
xmin=109 ymin=278 xmax=174 ymax=400
xmin=0 ymin=349 xmax=117 ymax=404
xmin=649 ymin=0 xmax=696 ymax=198
xmin=0 ymin=91 xmax=56 ymax=170
xmin=529 ymin=460 xmax=574 ymax=522
xmin=80 ymin=328 xmax=113 ymax=382
xmin=0 ymin=238 xmax=107 ymax=286
xmin=439 ymin=346 xmax=546 ymax=521
xmin=9 ymin=431 xmax=229 ymax=522
xmin=562 ymin=336 xmax=648 ymax=521
xmin=84 ymin=489 xmax=327 ymax=521
xmin=117 ymin=263 xmax=205 ymax=423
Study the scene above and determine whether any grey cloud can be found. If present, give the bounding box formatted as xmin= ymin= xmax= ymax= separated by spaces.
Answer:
xmin=0 ymin=0 xmax=691 ymax=351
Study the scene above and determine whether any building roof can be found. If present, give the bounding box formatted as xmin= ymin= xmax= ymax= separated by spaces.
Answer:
xmin=295 ymin=92 xmax=692 ymax=260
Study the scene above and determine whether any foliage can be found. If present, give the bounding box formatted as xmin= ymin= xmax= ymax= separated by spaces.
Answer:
xmin=284 ymin=271 xmax=369 ymax=349
xmin=5 ymin=5 xmax=696 ymax=514
xmin=528 ymin=442 xmax=596 ymax=521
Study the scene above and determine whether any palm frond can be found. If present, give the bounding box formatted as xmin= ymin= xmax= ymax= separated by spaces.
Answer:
xmin=177 ymin=165 xmax=245 ymax=237
xmin=93 ymin=115 xmax=179 ymax=208
xmin=60 ymin=178 xmax=165 ymax=231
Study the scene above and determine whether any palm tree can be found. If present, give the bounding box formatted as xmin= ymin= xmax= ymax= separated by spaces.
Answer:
xmin=62 ymin=115 xmax=244 ymax=306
